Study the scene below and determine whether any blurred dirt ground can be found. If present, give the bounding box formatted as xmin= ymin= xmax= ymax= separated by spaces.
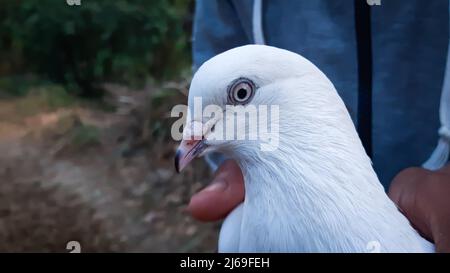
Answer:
xmin=0 ymin=83 xmax=219 ymax=252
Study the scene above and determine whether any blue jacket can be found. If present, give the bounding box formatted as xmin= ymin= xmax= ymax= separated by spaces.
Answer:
xmin=192 ymin=0 xmax=450 ymax=188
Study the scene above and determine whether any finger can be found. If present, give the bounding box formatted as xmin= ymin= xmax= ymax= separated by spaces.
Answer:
xmin=388 ymin=167 xmax=434 ymax=241
xmin=187 ymin=160 xmax=245 ymax=222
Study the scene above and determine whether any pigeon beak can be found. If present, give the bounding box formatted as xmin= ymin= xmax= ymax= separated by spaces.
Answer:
xmin=175 ymin=138 xmax=207 ymax=173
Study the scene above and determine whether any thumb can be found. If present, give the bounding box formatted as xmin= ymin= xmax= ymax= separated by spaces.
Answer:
xmin=187 ymin=160 xmax=245 ymax=222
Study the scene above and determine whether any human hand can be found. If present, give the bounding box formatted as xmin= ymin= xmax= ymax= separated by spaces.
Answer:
xmin=389 ymin=165 xmax=450 ymax=253
xmin=187 ymin=160 xmax=245 ymax=221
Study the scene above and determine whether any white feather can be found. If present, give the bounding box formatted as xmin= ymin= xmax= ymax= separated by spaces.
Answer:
xmin=189 ymin=45 xmax=434 ymax=253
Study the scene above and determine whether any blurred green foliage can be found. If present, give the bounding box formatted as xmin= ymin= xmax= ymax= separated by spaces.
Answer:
xmin=0 ymin=0 xmax=193 ymax=97
xmin=0 ymin=75 xmax=51 ymax=97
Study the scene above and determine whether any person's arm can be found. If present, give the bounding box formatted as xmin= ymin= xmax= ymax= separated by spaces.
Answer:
xmin=192 ymin=0 xmax=250 ymax=70
xmin=422 ymin=2 xmax=450 ymax=171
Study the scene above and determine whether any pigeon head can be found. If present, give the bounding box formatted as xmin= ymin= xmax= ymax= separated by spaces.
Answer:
xmin=175 ymin=44 xmax=356 ymax=173
xmin=174 ymin=45 xmax=434 ymax=253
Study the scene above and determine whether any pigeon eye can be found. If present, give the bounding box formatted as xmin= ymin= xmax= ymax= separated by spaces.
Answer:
xmin=228 ymin=78 xmax=255 ymax=105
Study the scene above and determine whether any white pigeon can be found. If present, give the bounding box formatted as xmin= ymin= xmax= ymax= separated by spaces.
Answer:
xmin=175 ymin=45 xmax=434 ymax=253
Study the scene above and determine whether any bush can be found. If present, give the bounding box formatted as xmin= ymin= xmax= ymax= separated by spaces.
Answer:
xmin=0 ymin=0 xmax=193 ymax=97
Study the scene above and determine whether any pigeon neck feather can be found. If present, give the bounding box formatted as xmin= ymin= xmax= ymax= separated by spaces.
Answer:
xmin=230 ymin=78 xmax=432 ymax=252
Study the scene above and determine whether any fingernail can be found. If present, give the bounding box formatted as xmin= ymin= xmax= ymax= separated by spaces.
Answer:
xmin=203 ymin=179 xmax=228 ymax=193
